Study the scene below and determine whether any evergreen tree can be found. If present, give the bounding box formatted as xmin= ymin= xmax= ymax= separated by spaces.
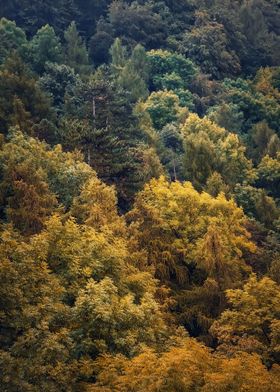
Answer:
xmin=0 ymin=18 xmax=27 ymax=64
xmin=28 ymin=24 xmax=62 ymax=74
xmin=108 ymin=0 xmax=167 ymax=49
xmin=0 ymin=0 xmax=79 ymax=36
xmin=0 ymin=130 xmax=94 ymax=213
xmin=234 ymin=184 xmax=279 ymax=229
xmin=73 ymin=0 xmax=111 ymax=39
xmin=110 ymin=37 xmax=126 ymax=73
xmin=39 ymin=62 xmax=81 ymax=115
xmin=61 ymin=68 xmax=155 ymax=207
xmin=110 ymin=39 xmax=149 ymax=102
xmin=0 ymin=1 xmax=280 ymax=389
xmin=239 ymin=0 xmax=279 ymax=72
xmin=64 ymin=21 xmax=90 ymax=75
xmin=89 ymin=17 xmax=114 ymax=66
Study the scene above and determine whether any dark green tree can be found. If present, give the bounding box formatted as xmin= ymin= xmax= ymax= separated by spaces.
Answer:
xmin=64 ymin=21 xmax=90 ymax=75
xmin=28 ymin=24 xmax=62 ymax=74
xmin=183 ymin=11 xmax=241 ymax=79
xmin=0 ymin=18 xmax=27 ymax=64
xmin=61 ymin=69 xmax=153 ymax=207
xmin=110 ymin=39 xmax=149 ymax=102
xmin=0 ymin=0 xmax=78 ymax=36
xmin=108 ymin=0 xmax=167 ymax=49
xmin=39 ymin=62 xmax=81 ymax=115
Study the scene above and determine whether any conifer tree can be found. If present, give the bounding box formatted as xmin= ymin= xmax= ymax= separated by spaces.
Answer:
xmin=64 ymin=21 xmax=90 ymax=75
xmin=61 ymin=68 xmax=154 ymax=206
xmin=0 ymin=18 xmax=27 ymax=64
xmin=110 ymin=39 xmax=149 ymax=102
xmin=110 ymin=37 xmax=126 ymax=74
xmin=28 ymin=24 xmax=62 ymax=74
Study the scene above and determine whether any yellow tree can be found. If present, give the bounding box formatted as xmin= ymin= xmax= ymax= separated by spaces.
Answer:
xmin=88 ymin=337 xmax=280 ymax=392
xmin=127 ymin=176 xmax=255 ymax=337
xmin=33 ymin=213 xmax=170 ymax=358
xmin=128 ymin=176 xmax=254 ymax=284
xmin=211 ymin=274 xmax=280 ymax=366
xmin=0 ymin=225 xmax=79 ymax=391
xmin=70 ymin=177 xmax=126 ymax=237
xmin=182 ymin=113 xmax=253 ymax=189
xmin=0 ymin=130 xmax=94 ymax=226
xmin=0 ymin=131 xmax=59 ymax=235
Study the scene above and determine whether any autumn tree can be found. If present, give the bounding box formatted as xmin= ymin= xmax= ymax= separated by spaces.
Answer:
xmin=181 ymin=114 xmax=253 ymax=189
xmin=34 ymin=213 xmax=170 ymax=357
xmin=70 ymin=177 xmax=126 ymax=237
xmin=127 ymin=176 xmax=255 ymax=338
xmin=0 ymin=226 xmax=80 ymax=391
xmin=0 ymin=54 xmax=55 ymax=138
xmin=256 ymin=152 xmax=280 ymax=200
xmin=89 ymin=338 xmax=280 ymax=392
xmin=0 ymin=130 xmax=94 ymax=217
xmin=211 ymin=274 xmax=280 ymax=366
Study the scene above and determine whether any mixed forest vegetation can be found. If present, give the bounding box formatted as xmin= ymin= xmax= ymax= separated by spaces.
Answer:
xmin=0 ymin=0 xmax=280 ymax=390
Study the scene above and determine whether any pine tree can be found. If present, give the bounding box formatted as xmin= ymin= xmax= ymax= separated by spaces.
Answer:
xmin=110 ymin=37 xmax=126 ymax=79
xmin=64 ymin=21 xmax=90 ymax=75
xmin=61 ymin=68 xmax=152 ymax=206
xmin=28 ymin=24 xmax=62 ymax=74
xmin=110 ymin=40 xmax=149 ymax=102
xmin=0 ymin=18 xmax=27 ymax=64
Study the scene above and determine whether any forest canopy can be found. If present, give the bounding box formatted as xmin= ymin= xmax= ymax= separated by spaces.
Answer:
xmin=0 ymin=1 xmax=280 ymax=391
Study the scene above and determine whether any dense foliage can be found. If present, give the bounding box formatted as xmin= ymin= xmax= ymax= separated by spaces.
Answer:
xmin=0 ymin=1 xmax=280 ymax=391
